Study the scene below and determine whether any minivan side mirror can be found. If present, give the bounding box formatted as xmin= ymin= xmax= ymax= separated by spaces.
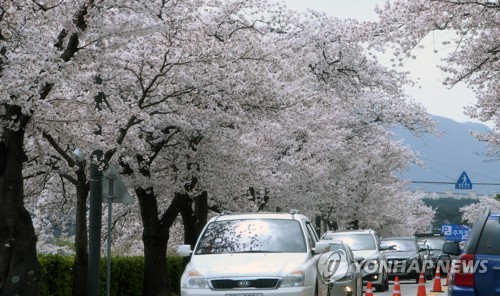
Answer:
xmin=442 ymin=241 xmax=461 ymax=256
xmin=314 ymin=241 xmax=331 ymax=254
xmin=177 ymin=244 xmax=193 ymax=257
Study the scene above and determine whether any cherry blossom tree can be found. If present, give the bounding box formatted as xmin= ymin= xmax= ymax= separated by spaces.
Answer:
xmin=460 ymin=195 xmax=500 ymax=224
xmin=240 ymin=9 xmax=436 ymax=234
xmin=0 ymin=0 xmax=89 ymax=294
xmin=2 ymin=1 xmax=439 ymax=296
xmin=2 ymin=0 xmax=330 ymax=294
xmin=374 ymin=0 xmax=500 ymax=147
xmin=371 ymin=0 xmax=500 ymax=232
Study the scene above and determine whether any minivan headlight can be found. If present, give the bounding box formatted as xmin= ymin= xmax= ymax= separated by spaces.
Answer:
xmin=281 ymin=268 xmax=305 ymax=287
xmin=185 ymin=269 xmax=208 ymax=289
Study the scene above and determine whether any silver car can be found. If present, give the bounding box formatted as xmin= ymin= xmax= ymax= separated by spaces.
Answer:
xmin=321 ymin=229 xmax=390 ymax=292
xmin=317 ymin=240 xmax=363 ymax=296
xmin=177 ymin=210 xmax=329 ymax=296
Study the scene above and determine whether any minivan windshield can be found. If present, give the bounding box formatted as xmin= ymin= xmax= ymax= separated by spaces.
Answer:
xmin=195 ymin=219 xmax=307 ymax=254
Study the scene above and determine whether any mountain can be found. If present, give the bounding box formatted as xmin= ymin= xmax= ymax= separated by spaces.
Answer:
xmin=394 ymin=115 xmax=500 ymax=195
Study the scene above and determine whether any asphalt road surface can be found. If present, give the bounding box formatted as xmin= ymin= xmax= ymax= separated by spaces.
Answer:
xmin=371 ymin=277 xmax=448 ymax=296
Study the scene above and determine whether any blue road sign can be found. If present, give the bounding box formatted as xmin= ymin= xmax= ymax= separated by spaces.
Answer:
xmin=455 ymin=171 xmax=472 ymax=189
xmin=441 ymin=224 xmax=470 ymax=242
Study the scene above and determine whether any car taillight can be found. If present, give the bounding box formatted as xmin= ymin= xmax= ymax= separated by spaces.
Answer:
xmin=453 ymin=253 xmax=475 ymax=287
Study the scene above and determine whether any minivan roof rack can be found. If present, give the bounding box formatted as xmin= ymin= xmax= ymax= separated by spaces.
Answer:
xmin=289 ymin=209 xmax=302 ymax=215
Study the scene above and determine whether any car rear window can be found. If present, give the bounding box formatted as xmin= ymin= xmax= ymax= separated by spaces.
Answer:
xmin=323 ymin=233 xmax=376 ymax=251
xmin=421 ymin=238 xmax=445 ymax=250
xmin=195 ymin=219 xmax=307 ymax=254
xmin=475 ymin=217 xmax=500 ymax=255
xmin=381 ymin=239 xmax=418 ymax=251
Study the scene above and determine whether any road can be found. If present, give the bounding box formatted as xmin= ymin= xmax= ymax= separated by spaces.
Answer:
xmin=372 ymin=278 xmax=448 ymax=296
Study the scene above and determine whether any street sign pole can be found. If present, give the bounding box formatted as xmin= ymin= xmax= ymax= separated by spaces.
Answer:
xmin=102 ymin=164 xmax=132 ymax=296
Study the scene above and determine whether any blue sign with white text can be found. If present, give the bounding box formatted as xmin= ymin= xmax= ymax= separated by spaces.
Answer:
xmin=455 ymin=171 xmax=472 ymax=190
xmin=441 ymin=224 xmax=470 ymax=242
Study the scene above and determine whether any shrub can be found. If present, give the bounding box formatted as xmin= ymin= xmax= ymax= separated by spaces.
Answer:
xmin=38 ymin=255 xmax=184 ymax=296
xmin=39 ymin=254 xmax=74 ymax=296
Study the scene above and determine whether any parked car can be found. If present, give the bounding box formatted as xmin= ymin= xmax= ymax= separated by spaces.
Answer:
xmin=316 ymin=239 xmax=363 ymax=296
xmin=321 ymin=229 xmax=390 ymax=292
xmin=380 ymin=236 xmax=432 ymax=283
xmin=416 ymin=233 xmax=451 ymax=276
xmin=443 ymin=208 xmax=500 ymax=295
xmin=176 ymin=209 xmax=329 ymax=296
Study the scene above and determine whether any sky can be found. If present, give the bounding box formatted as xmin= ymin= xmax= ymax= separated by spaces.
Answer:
xmin=271 ymin=0 xmax=488 ymax=127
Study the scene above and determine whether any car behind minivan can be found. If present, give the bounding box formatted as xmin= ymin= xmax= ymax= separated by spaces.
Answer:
xmin=321 ymin=229 xmax=390 ymax=292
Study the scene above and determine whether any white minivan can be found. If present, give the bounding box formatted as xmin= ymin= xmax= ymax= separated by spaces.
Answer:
xmin=177 ymin=210 xmax=329 ymax=296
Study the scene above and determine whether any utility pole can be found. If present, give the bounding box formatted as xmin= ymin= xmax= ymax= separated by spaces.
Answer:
xmin=88 ymin=150 xmax=103 ymax=296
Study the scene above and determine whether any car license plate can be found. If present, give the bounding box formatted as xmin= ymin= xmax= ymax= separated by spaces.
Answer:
xmin=225 ymin=294 xmax=263 ymax=296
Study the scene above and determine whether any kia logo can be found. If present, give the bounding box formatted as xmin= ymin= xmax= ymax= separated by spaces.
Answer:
xmin=237 ymin=280 xmax=251 ymax=287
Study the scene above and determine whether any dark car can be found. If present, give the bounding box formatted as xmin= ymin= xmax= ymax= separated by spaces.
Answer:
xmin=416 ymin=233 xmax=451 ymax=277
xmin=443 ymin=208 xmax=500 ymax=295
xmin=380 ymin=237 xmax=431 ymax=283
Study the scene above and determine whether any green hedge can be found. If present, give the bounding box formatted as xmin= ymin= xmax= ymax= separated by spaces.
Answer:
xmin=39 ymin=255 xmax=184 ymax=296
xmin=39 ymin=254 xmax=74 ymax=296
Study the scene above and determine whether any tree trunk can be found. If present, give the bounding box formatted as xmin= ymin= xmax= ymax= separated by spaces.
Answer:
xmin=180 ymin=191 xmax=207 ymax=269
xmin=138 ymin=189 xmax=191 ymax=296
xmin=0 ymin=106 xmax=41 ymax=296
xmin=180 ymin=194 xmax=196 ymax=247
xmin=142 ymin=235 xmax=168 ymax=296
xmin=314 ymin=215 xmax=322 ymax=237
xmin=348 ymin=220 xmax=360 ymax=230
xmin=42 ymin=132 xmax=90 ymax=296
xmin=179 ymin=191 xmax=209 ymax=248
xmin=194 ymin=191 xmax=208 ymax=238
